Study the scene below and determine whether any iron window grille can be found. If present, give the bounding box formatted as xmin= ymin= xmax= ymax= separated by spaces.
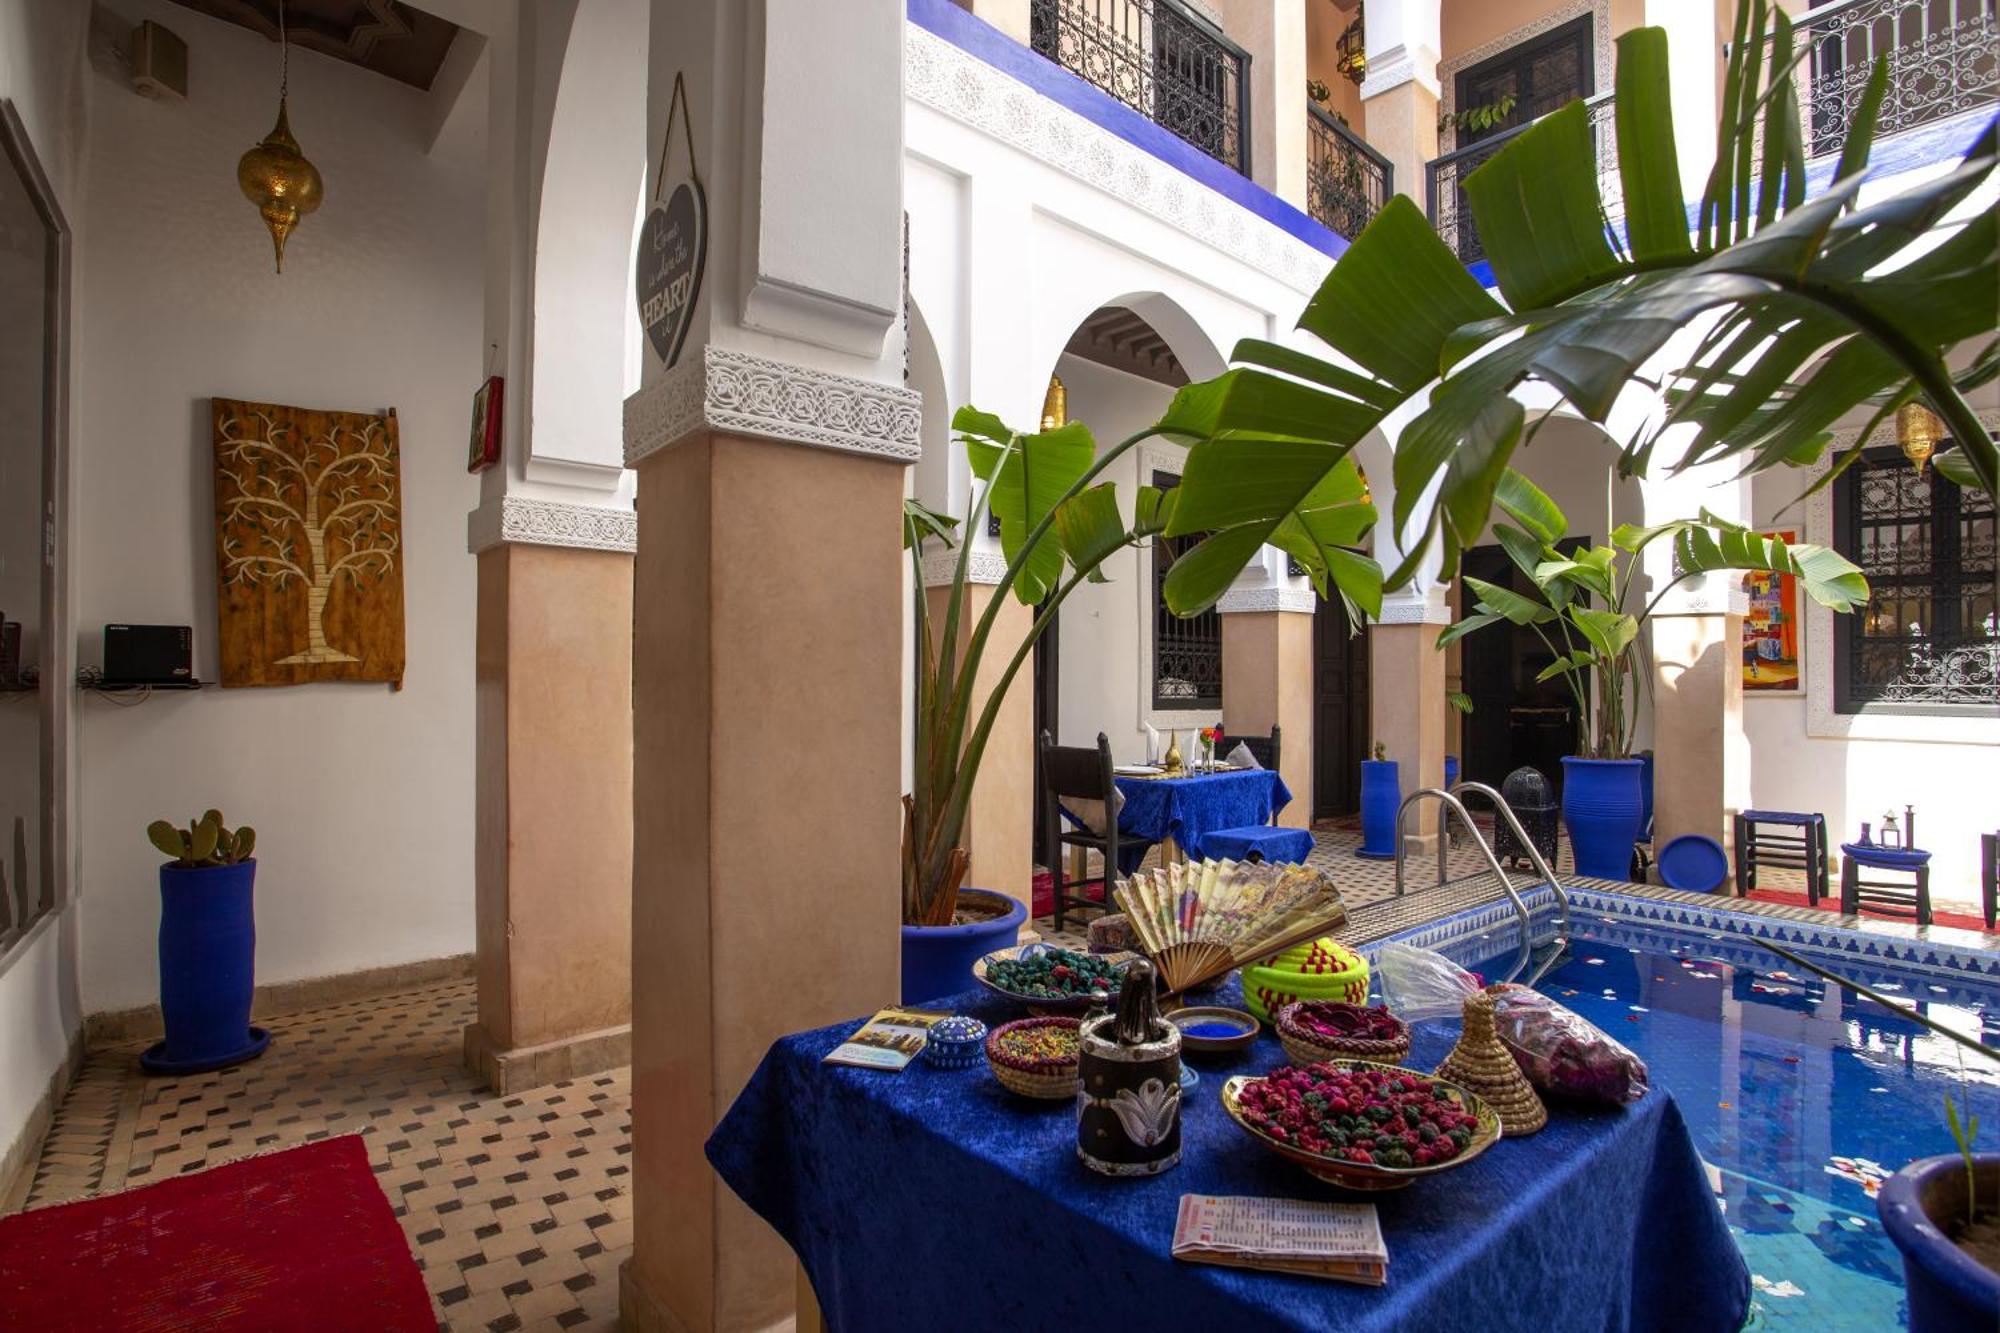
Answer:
xmin=1776 ymin=0 xmax=1999 ymax=160
xmin=1150 ymin=469 xmax=1222 ymax=709
xmin=1029 ymin=0 xmax=1252 ymax=176
xmin=1833 ymin=446 xmax=1998 ymax=714
xmin=1306 ymin=104 xmax=1393 ymax=239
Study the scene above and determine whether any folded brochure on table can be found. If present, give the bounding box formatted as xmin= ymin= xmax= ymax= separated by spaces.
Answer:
xmin=822 ymin=1007 xmax=949 ymax=1070
xmin=1172 ymin=1194 xmax=1388 ymax=1285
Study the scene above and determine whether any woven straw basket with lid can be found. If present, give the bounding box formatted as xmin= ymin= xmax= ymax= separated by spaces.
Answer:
xmin=1435 ymin=989 xmax=1547 ymax=1136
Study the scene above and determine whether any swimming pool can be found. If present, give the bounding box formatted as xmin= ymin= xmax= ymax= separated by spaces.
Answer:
xmin=1376 ymin=890 xmax=2000 ymax=1332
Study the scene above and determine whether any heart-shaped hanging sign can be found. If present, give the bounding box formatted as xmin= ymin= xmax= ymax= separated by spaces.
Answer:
xmin=636 ymin=179 xmax=706 ymax=368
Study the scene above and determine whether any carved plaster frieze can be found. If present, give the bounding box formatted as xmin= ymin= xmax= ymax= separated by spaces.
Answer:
xmin=467 ymin=496 xmax=637 ymax=555
xmin=921 ymin=545 xmax=1010 ymax=587
xmin=1217 ymin=584 xmax=1317 ymax=614
xmin=904 ymin=24 xmax=1331 ymax=295
xmin=624 ymin=345 xmax=923 ymax=468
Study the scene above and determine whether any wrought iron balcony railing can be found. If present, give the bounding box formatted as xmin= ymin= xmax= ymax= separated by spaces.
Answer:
xmin=1029 ymin=0 xmax=1252 ymax=175
xmin=1307 ymin=104 xmax=1393 ymax=239
xmin=1426 ymin=91 xmax=1619 ymax=265
xmin=1775 ymin=0 xmax=1998 ymax=160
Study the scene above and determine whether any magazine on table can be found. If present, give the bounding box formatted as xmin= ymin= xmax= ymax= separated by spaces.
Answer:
xmin=822 ymin=1007 xmax=950 ymax=1070
xmin=1171 ymin=1194 xmax=1389 ymax=1285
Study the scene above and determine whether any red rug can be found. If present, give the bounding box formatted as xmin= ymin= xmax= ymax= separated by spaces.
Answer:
xmin=0 ymin=1134 xmax=433 ymax=1331
xmin=1744 ymin=886 xmax=1996 ymax=935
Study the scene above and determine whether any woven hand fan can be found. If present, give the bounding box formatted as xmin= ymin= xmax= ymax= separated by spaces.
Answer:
xmin=1112 ymin=859 xmax=1349 ymax=996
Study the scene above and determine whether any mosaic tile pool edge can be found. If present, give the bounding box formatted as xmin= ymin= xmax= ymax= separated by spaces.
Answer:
xmin=1365 ymin=882 xmax=2000 ymax=986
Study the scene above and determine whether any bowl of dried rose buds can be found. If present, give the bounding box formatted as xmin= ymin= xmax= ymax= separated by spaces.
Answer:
xmin=1222 ymin=1060 xmax=1501 ymax=1189
xmin=1275 ymin=1000 xmax=1411 ymax=1067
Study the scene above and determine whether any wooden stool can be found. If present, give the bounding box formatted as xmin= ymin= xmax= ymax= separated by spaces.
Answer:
xmin=1734 ymin=810 xmax=1829 ymax=904
xmin=1840 ymin=842 xmax=1933 ymax=926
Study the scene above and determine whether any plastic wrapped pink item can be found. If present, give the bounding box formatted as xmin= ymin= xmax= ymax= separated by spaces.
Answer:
xmin=1488 ymin=983 xmax=1649 ymax=1105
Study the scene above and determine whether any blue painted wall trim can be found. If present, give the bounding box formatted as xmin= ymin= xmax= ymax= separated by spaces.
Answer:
xmin=906 ymin=0 xmax=1349 ymax=261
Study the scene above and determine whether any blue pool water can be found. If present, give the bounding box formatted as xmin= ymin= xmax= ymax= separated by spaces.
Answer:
xmin=1435 ymin=918 xmax=2000 ymax=1331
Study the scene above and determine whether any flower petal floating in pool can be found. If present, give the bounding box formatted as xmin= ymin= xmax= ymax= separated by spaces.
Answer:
xmin=1584 ymin=957 xmax=1605 ymax=966
xmin=1629 ymin=1005 xmax=1649 ymax=1013
xmin=1751 ymin=1275 xmax=1805 ymax=1299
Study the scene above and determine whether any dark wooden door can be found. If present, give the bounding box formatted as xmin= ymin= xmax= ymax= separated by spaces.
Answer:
xmin=1459 ymin=543 xmax=1583 ymax=792
xmin=1312 ymin=593 xmax=1370 ymax=818
xmin=1455 ymin=15 xmax=1594 ymax=144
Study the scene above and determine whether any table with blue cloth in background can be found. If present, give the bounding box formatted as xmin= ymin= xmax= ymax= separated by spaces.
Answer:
xmin=706 ymin=974 xmax=1751 ymax=1333
xmin=1112 ymin=767 xmax=1293 ymax=867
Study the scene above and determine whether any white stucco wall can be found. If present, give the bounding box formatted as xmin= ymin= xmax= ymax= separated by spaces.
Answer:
xmin=1745 ymin=464 xmax=1998 ymax=901
xmin=72 ymin=0 xmax=484 ymax=1011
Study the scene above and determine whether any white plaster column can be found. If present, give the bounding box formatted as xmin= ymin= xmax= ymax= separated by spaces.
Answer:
xmin=463 ymin=0 xmax=645 ymax=1093
xmin=623 ymin=4 xmax=914 ymax=1331
xmin=1639 ymin=462 xmax=1751 ymax=867
xmin=1219 ymin=552 xmax=1317 ymax=828
xmin=1212 ymin=0 xmax=1310 ymax=207
xmin=1644 ymin=0 xmax=1723 ymax=203
xmin=1356 ymin=0 xmax=1441 ymax=207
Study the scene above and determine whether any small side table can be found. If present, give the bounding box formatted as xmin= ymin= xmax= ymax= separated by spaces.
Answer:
xmin=1735 ymin=810 xmax=1829 ymax=904
xmin=1840 ymin=842 xmax=1933 ymax=926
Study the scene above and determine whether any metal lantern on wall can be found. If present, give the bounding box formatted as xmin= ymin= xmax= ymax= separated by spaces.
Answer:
xmin=1335 ymin=2 xmax=1367 ymax=85
xmin=1896 ymin=401 xmax=1942 ymax=477
xmin=238 ymin=0 xmax=323 ymax=273
xmin=1041 ymin=374 xmax=1068 ymax=432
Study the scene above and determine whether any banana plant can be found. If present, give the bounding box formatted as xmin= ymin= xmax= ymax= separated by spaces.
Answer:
xmin=1152 ymin=0 xmax=1996 ymax=616
xmin=902 ymin=406 xmax=1377 ymax=926
xmin=1437 ymin=471 xmax=1867 ymax=758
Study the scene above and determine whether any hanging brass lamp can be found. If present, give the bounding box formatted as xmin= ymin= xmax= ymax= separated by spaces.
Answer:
xmin=1896 ymin=401 xmax=1942 ymax=477
xmin=1040 ymin=374 xmax=1068 ymax=432
xmin=238 ymin=0 xmax=322 ymax=273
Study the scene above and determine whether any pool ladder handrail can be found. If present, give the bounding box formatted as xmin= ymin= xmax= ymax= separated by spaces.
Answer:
xmin=1390 ymin=783 xmax=1571 ymax=987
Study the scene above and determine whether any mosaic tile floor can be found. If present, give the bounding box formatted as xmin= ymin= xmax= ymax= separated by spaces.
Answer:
xmin=5 ymin=982 xmax=630 ymax=1332
xmin=8 ymin=824 xmax=1987 ymax=1331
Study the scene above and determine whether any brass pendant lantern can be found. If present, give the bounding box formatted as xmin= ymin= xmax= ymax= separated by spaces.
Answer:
xmin=1895 ymin=401 xmax=1942 ymax=477
xmin=1040 ymin=374 xmax=1068 ymax=432
xmin=238 ymin=1 xmax=323 ymax=273
xmin=1335 ymin=2 xmax=1367 ymax=86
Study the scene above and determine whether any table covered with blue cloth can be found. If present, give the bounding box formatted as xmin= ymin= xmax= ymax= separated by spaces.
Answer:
xmin=1110 ymin=768 xmax=1292 ymax=867
xmin=706 ymin=975 xmax=1750 ymax=1333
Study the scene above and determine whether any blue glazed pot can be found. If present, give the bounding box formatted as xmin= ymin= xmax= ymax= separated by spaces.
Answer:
xmin=143 ymin=860 xmax=270 ymax=1075
xmin=1879 ymin=1154 xmax=2000 ymax=1333
xmin=1561 ymin=757 xmax=1645 ymax=881
xmin=1356 ymin=759 xmax=1400 ymax=860
xmin=900 ymin=888 xmax=1026 ymax=1005
xmin=1444 ymin=755 xmax=1460 ymax=792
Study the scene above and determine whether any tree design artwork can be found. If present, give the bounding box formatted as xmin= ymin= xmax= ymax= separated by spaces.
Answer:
xmin=212 ymin=398 xmax=405 ymax=684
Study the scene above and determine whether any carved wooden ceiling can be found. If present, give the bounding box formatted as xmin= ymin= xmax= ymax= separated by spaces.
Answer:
xmin=167 ymin=0 xmax=461 ymax=91
xmin=1062 ymin=306 xmax=1190 ymax=388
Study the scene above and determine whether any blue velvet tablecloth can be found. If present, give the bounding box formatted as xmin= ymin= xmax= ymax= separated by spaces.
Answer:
xmin=1113 ymin=768 xmax=1293 ymax=864
xmin=706 ymin=976 xmax=1750 ymax=1333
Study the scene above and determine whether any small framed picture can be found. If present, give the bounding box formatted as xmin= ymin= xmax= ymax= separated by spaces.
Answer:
xmin=467 ymin=375 xmax=503 ymax=474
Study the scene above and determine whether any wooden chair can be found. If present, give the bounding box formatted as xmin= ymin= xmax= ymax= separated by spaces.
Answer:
xmin=1039 ymin=731 xmax=1150 ymax=932
xmin=1219 ymin=725 xmax=1281 ymax=774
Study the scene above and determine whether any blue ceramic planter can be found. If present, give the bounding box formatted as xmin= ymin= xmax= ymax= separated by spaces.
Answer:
xmin=141 ymin=860 xmax=270 ymax=1075
xmin=1561 ymin=757 xmax=1645 ymax=881
xmin=1879 ymin=1154 xmax=2000 ymax=1333
xmin=1444 ymin=755 xmax=1460 ymax=792
xmin=1356 ymin=759 xmax=1400 ymax=860
xmin=900 ymin=888 xmax=1025 ymax=1005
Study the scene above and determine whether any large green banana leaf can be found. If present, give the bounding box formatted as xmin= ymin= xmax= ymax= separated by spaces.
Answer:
xmin=1158 ymin=5 xmax=1997 ymax=615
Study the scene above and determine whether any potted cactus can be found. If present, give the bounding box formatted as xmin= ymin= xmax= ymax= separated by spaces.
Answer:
xmin=141 ymin=811 xmax=270 ymax=1074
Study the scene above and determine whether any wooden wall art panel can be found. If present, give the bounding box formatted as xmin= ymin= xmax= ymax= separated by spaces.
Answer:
xmin=212 ymin=397 xmax=405 ymax=686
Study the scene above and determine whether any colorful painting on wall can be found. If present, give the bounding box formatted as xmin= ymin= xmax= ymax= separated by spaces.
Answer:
xmin=467 ymin=375 xmax=502 ymax=473
xmin=212 ymin=398 xmax=405 ymax=687
xmin=1742 ymin=529 xmax=1799 ymax=693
